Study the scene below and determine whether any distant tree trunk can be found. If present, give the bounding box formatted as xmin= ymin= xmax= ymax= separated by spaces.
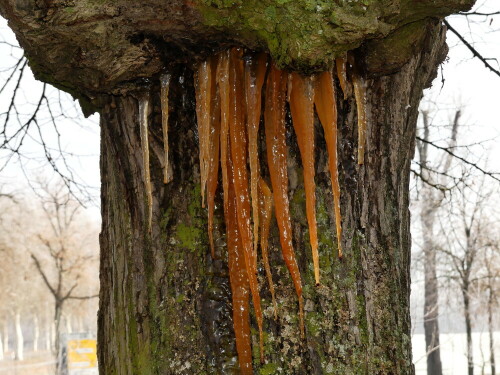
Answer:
xmin=96 ymin=23 xmax=448 ymax=373
xmin=77 ymin=315 xmax=83 ymax=333
xmin=50 ymin=320 xmax=56 ymax=352
xmin=45 ymin=320 xmax=51 ymax=352
xmin=0 ymin=331 xmax=4 ymax=361
xmin=54 ymin=301 xmax=62 ymax=356
xmin=419 ymin=165 xmax=443 ymax=375
xmin=2 ymin=320 xmax=8 ymax=354
xmin=33 ymin=314 xmax=39 ymax=352
xmin=54 ymin=301 xmax=63 ymax=375
xmin=422 ymin=220 xmax=443 ymax=375
xmin=463 ymin=284 xmax=474 ymax=375
xmin=14 ymin=311 xmax=23 ymax=361
xmin=488 ymin=287 xmax=495 ymax=375
xmin=65 ymin=315 xmax=72 ymax=334
xmin=417 ymin=108 xmax=459 ymax=375
xmin=423 ymin=236 xmax=443 ymax=375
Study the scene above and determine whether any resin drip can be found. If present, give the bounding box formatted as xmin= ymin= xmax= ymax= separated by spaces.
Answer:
xmin=217 ymin=51 xmax=230 ymax=214
xmin=160 ymin=74 xmax=172 ymax=184
xmin=352 ymin=62 xmax=368 ymax=165
xmin=245 ymin=53 xmax=267 ymax=268
xmin=335 ymin=58 xmax=348 ymax=99
xmin=188 ymin=48 xmax=362 ymax=369
xmin=259 ymin=178 xmax=278 ymax=319
xmin=207 ymin=64 xmax=221 ymax=258
xmin=314 ymin=71 xmax=343 ymax=258
xmin=228 ymin=48 xmax=264 ymax=361
xmin=139 ymin=92 xmax=153 ymax=232
xmin=194 ymin=59 xmax=214 ymax=207
xmin=226 ymin=156 xmax=253 ymax=374
xmin=289 ymin=72 xmax=320 ymax=285
xmin=265 ymin=63 xmax=305 ymax=336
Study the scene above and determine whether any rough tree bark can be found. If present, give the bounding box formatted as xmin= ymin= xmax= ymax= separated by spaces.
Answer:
xmin=0 ymin=0 xmax=476 ymax=374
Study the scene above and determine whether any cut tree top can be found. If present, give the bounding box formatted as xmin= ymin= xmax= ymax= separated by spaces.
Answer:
xmin=0 ymin=0 xmax=474 ymax=113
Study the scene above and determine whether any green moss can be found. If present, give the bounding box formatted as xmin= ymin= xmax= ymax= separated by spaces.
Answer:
xmin=195 ymin=0 xmax=402 ymax=70
xmin=305 ymin=312 xmax=321 ymax=337
xmin=194 ymin=0 xmax=472 ymax=73
xmin=259 ymin=363 xmax=279 ymax=375
xmin=176 ymin=223 xmax=204 ymax=252
xmin=171 ymin=183 xmax=206 ymax=254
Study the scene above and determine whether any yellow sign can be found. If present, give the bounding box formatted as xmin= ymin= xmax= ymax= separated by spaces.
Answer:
xmin=67 ymin=339 xmax=98 ymax=370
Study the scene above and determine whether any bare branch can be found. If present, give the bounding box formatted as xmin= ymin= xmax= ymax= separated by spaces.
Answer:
xmin=411 ymin=169 xmax=450 ymax=192
xmin=415 ymin=136 xmax=500 ymax=183
xmin=30 ymin=253 xmax=57 ymax=298
xmin=459 ymin=11 xmax=500 ymax=16
xmin=67 ymin=294 xmax=99 ymax=301
xmin=444 ymin=19 xmax=500 ymax=78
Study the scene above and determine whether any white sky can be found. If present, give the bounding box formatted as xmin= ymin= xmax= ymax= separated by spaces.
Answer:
xmin=0 ymin=17 xmax=101 ymax=218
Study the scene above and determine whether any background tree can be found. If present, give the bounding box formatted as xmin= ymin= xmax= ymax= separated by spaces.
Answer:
xmin=481 ymin=240 xmax=499 ymax=375
xmin=415 ymin=106 xmax=460 ymax=375
xmin=437 ymin=176 xmax=496 ymax=375
xmin=0 ymin=193 xmax=31 ymax=362
xmin=29 ymin=180 xmax=98 ymax=360
xmin=0 ymin=181 xmax=99 ymax=370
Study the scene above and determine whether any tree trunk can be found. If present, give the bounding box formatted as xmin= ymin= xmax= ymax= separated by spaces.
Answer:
xmin=78 ymin=315 xmax=83 ymax=333
xmin=3 ymin=320 xmax=8 ymax=354
xmin=33 ymin=314 xmax=39 ymax=352
xmin=51 ymin=320 xmax=56 ymax=353
xmin=0 ymin=331 xmax=3 ymax=361
xmin=424 ymin=252 xmax=443 ymax=374
xmin=422 ymin=211 xmax=443 ymax=375
xmin=14 ymin=311 xmax=23 ymax=361
xmin=488 ymin=288 xmax=495 ymax=375
xmin=417 ymin=109 xmax=454 ymax=375
xmin=54 ymin=302 xmax=62 ymax=354
xmin=463 ymin=287 xmax=474 ymax=375
xmin=65 ymin=315 xmax=72 ymax=334
xmin=45 ymin=312 xmax=52 ymax=352
xmin=54 ymin=301 xmax=63 ymax=375
xmin=97 ymin=23 xmax=447 ymax=374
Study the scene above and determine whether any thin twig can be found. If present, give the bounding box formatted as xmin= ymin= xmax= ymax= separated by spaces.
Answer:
xmin=415 ymin=136 xmax=500 ymax=183
xmin=459 ymin=11 xmax=500 ymax=16
xmin=444 ymin=19 xmax=500 ymax=78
